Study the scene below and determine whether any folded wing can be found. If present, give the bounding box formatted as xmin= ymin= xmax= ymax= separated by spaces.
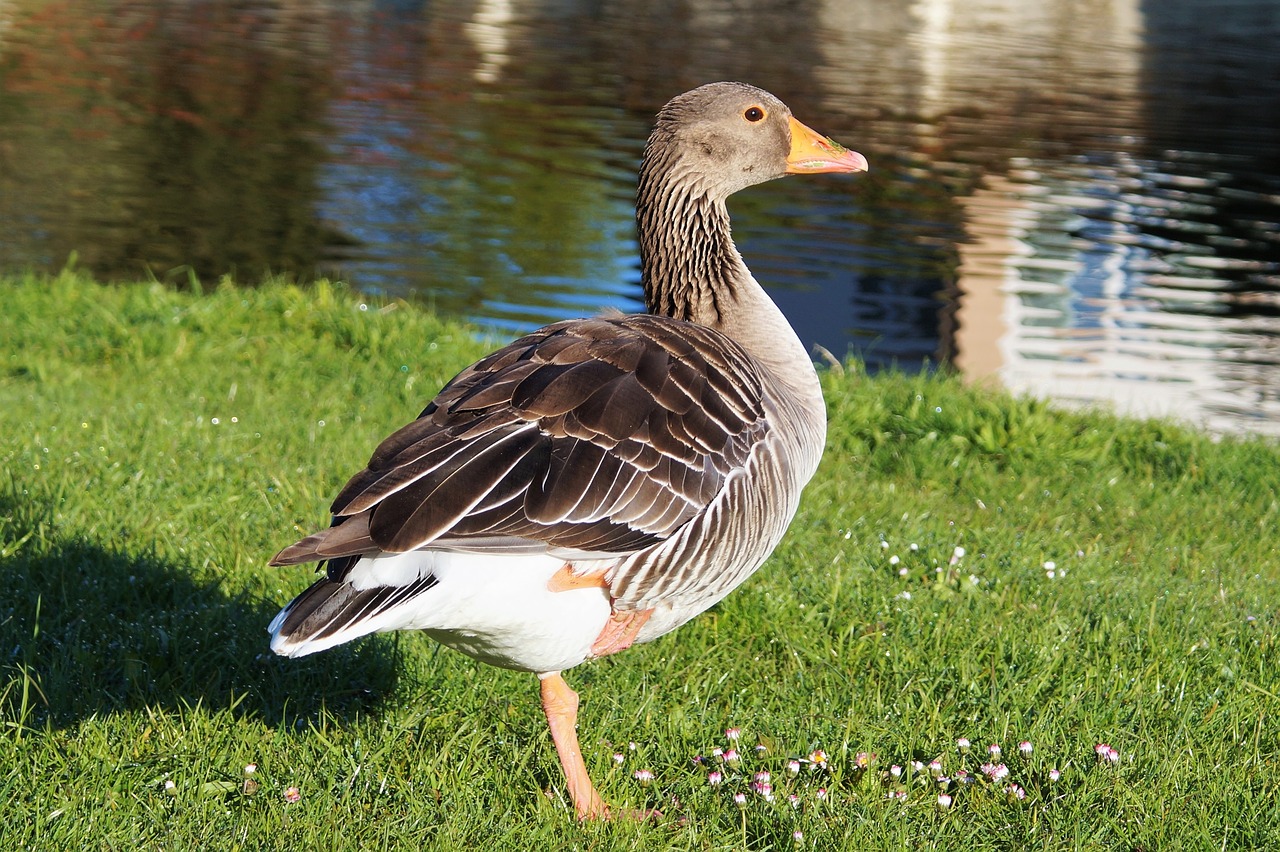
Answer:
xmin=271 ymin=314 xmax=771 ymax=578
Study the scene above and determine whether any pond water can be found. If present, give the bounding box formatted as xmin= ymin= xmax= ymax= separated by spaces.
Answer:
xmin=2 ymin=0 xmax=1278 ymax=437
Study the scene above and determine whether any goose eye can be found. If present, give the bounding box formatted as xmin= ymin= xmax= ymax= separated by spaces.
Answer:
xmin=743 ymin=106 xmax=766 ymax=123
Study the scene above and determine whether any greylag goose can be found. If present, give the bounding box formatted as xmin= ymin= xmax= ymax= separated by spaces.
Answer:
xmin=268 ymin=81 xmax=867 ymax=819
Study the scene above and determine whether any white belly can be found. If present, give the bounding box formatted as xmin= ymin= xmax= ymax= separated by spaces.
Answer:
xmin=379 ymin=551 xmax=614 ymax=673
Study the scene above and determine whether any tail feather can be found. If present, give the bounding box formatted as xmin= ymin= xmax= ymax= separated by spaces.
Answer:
xmin=268 ymin=573 xmax=439 ymax=657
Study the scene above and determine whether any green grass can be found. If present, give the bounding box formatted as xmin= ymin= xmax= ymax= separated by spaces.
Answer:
xmin=1 ymin=272 xmax=1277 ymax=849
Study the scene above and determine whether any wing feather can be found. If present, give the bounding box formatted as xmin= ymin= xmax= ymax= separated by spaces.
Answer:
xmin=369 ymin=423 xmax=545 ymax=552
xmin=270 ymin=314 xmax=772 ymax=569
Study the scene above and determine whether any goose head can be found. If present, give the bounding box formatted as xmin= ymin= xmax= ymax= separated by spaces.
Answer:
xmin=642 ymin=82 xmax=868 ymax=200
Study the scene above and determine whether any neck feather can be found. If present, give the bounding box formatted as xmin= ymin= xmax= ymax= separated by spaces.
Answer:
xmin=637 ymin=170 xmax=745 ymax=326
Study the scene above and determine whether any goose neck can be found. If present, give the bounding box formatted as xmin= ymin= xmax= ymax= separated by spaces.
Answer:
xmin=635 ymin=165 xmax=824 ymax=422
xmin=636 ymin=176 xmax=744 ymax=327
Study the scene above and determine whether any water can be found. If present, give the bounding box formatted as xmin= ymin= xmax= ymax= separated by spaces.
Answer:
xmin=2 ymin=0 xmax=1277 ymax=437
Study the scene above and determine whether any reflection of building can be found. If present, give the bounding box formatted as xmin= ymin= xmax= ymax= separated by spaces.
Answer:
xmin=810 ymin=0 xmax=1280 ymax=437
xmin=465 ymin=0 xmax=514 ymax=84
xmin=955 ymin=172 xmax=1280 ymax=438
xmin=815 ymin=0 xmax=1144 ymax=144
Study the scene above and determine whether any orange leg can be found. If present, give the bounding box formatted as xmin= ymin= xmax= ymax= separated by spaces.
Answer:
xmin=539 ymin=672 xmax=608 ymax=819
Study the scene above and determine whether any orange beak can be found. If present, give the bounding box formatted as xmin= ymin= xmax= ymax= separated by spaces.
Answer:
xmin=785 ymin=116 xmax=868 ymax=175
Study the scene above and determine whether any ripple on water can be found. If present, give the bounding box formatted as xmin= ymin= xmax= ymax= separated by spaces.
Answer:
xmin=953 ymin=151 xmax=1280 ymax=437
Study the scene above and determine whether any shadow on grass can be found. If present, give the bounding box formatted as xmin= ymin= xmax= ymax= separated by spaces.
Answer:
xmin=0 ymin=493 xmax=402 ymax=730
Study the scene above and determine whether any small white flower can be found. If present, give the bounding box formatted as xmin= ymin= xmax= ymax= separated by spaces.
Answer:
xmin=982 ymin=762 xmax=1009 ymax=781
xmin=1095 ymin=743 xmax=1120 ymax=764
xmin=937 ymin=792 xmax=953 ymax=809
xmin=1018 ymin=741 xmax=1033 ymax=757
xmin=956 ymin=737 xmax=971 ymax=751
xmin=707 ymin=771 xmax=723 ymax=786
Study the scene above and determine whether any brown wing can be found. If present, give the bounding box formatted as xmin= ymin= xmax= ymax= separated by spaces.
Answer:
xmin=271 ymin=314 xmax=770 ymax=570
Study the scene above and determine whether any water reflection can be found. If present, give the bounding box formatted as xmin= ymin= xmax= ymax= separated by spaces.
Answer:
xmin=955 ymin=159 xmax=1280 ymax=436
xmin=0 ymin=0 xmax=1277 ymax=436
xmin=0 ymin=1 xmax=337 ymax=281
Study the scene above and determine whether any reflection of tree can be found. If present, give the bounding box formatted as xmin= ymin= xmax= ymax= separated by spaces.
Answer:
xmin=401 ymin=137 xmax=634 ymax=321
xmin=0 ymin=1 xmax=338 ymax=282
xmin=318 ymin=11 xmax=638 ymax=325
xmin=410 ymin=105 xmax=634 ymax=320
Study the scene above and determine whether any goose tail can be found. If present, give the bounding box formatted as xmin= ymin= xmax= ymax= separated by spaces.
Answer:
xmin=268 ymin=573 xmax=440 ymax=658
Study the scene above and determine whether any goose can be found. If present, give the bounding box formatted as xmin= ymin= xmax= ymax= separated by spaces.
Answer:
xmin=268 ymin=81 xmax=867 ymax=819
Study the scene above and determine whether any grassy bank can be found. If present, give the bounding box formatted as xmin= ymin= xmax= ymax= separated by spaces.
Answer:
xmin=1 ymin=273 xmax=1276 ymax=849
